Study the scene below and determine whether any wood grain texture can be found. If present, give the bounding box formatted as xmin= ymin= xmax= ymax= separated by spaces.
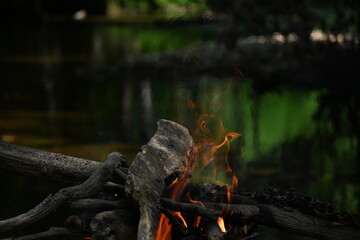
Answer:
xmin=0 ymin=141 xmax=100 ymax=184
xmin=125 ymin=119 xmax=194 ymax=240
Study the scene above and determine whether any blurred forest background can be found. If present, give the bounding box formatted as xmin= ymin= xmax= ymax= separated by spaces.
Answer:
xmin=0 ymin=1 xmax=359 ymax=239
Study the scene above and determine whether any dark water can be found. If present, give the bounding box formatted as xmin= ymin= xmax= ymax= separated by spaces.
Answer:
xmin=0 ymin=21 xmax=359 ymax=239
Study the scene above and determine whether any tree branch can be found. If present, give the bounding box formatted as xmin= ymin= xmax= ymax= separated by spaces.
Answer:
xmin=0 ymin=152 xmax=125 ymax=233
xmin=0 ymin=141 xmax=100 ymax=184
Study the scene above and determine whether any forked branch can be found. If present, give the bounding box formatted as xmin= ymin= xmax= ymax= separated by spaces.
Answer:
xmin=0 ymin=152 xmax=125 ymax=233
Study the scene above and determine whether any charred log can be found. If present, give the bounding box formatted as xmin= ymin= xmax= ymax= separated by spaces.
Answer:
xmin=161 ymin=198 xmax=221 ymax=221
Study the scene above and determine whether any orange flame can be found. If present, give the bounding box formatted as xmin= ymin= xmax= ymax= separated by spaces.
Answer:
xmin=217 ymin=217 xmax=226 ymax=232
xmin=192 ymin=114 xmax=241 ymax=190
xmin=186 ymin=194 xmax=205 ymax=227
xmin=155 ymin=150 xmax=197 ymax=240
xmin=155 ymin=106 xmax=242 ymax=239
xmin=174 ymin=211 xmax=188 ymax=228
xmin=155 ymin=214 xmax=172 ymax=240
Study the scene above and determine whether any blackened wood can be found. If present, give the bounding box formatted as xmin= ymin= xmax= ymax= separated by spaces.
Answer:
xmin=204 ymin=203 xmax=259 ymax=220
xmin=161 ymin=198 xmax=221 ymax=221
xmin=64 ymin=215 xmax=84 ymax=233
xmin=240 ymin=232 xmax=260 ymax=240
xmin=162 ymin=209 xmax=189 ymax=235
xmin=70 ymin=198 xmax=132 ymax=211
xmin=1 ymin=227 xmax=73 ymax=240
xmin=104 ymin=182 xmax=126 ymax=195
xmin=90 ymin=210 xmax=139 ymax=240
xmin=223 ymin=225 xmax=247 ymax=240
xmin=0 ymin=141 xmax=100 ymax=184
xmin=254 ymin=203 xmax=360 ymax=240
xmin=125 ymin=119 xmax=194 ymax=240
xmin=0 ymin=152 xmax=124 ymax=233
xmin=203 ymin=220 xmax=223 ymax=240
xmin=187 ymin=183 xmax=360 ymax=240
xmin=233 ymin=192 xmax=360 ymax=240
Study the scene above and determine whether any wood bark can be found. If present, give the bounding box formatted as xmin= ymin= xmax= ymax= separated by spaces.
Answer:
xmin=0 ymin=141 xmax=100 ymax=184
xmin=125 ymin=119 xmax=194 ymax=240
xmin=187 ymin=183 xmax=360 ymax=240
xmin=0 ymin=152 xmax=124 ymax=233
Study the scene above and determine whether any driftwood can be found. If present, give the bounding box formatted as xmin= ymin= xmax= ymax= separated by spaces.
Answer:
xmin=1 ymin=120 xmax=360 ymax=240
xmin=0 ymin=141 xmax=100 ymax=184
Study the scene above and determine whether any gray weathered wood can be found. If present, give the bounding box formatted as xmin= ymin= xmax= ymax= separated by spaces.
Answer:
xmin=233 ymin=191 xmax=360 ymax=240
xmin=0 ymin=141 xmax=100 ymax=184
xmin=0 ymin=152 xmax=124 ymax=233
xmin=125 ymin=119 xmax=194 ymax=240
xmin=255 ymin=203 xmax=360 ymax=240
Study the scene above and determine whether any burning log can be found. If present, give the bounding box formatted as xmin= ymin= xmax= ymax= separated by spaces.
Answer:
xmin=160 ymin=198 xmax=221 ymax=221
xmin=125 ymin=119 xmax=194 ymax=240
xmin=0 ymin=120 xmax=360 ymax=240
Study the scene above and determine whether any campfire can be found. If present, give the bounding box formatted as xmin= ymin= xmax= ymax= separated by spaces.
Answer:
xmin=154 ymin=114 xmax=246 ymax=240
xmin=0 ymin=120 xmax=359 ymax=240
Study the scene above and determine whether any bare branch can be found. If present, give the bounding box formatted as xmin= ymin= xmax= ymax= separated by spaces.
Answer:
xmin=0 ymin=152 xmax=125 ymax=233
xmin=0 ymin=141 xmax=100 ymax=184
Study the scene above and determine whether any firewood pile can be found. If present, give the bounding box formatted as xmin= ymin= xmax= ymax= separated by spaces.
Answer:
xmin=0 ymin=120 xmax=359 ymax=240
